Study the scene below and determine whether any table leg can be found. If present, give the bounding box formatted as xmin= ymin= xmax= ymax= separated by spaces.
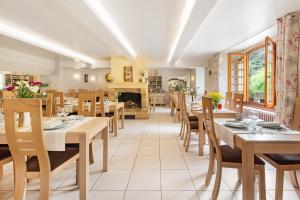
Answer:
xmin=198 ymin=114 xmax=204 ymax=156
xmin=114 ymin=106 xmax=118 ymax=137
xmin=79 ymin=135 xmax=89 ymax=200
xmin=242 ymin=143 xmax=255 ymax=200
xmin=102 ymin=125 xmax=109 ymax=172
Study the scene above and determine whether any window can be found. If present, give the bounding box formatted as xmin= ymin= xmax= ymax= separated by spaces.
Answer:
xmin=228 ymin=37 xmax=276 ymax=108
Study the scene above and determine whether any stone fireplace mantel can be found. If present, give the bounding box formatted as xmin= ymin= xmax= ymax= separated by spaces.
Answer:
xmin=108 ymin=82 xmax=149 ymax=119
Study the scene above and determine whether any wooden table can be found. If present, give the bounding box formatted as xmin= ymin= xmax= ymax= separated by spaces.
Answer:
xmin=191 ymin=108 xmax=237 ymax=155
xmin=214 ymin=118 xmax=300 ymax=200
xmin=64 ymin=101 xmax=125 ymax=137
xmin=0 ymin=117 xmax=109 ymax=200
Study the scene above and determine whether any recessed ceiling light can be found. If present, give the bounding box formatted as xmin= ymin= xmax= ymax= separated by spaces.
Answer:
xmin=167 ymin=0 xmax=196 ymax=63
xmin=84 ymin=0 xmax=136 ymax=58
xmin=0 ymin=22 xmax=96 ymax=64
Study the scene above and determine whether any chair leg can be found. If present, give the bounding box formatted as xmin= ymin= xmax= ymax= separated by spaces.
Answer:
xmin=257 ymin=166 xmax=266 ymax=200
xmin=39 ymin=170 xmax=50 ymax=200
xmin=212 ymin=161 xmax=222 ymax=200
xmin=0 ymin=164 xmax=3 ymax=180
xmin=185 ymin=127 xmax=191 ymax=152
xmin=275 ymin=169 xmax=284 ymax=200
xmin=76 ymin=159 xmax=80 ymax=185
xmin=179 ymin=119 xmax=184 ymax=138
xmin=14 ymin=164 xmax=27 ymax=200
xmin=205 ymin=145 xmax=214 ymax=186
xmin=89 ymin=142 xmax=94 ymax=164
xmin=237 ymin=168 xmax=242 ymax=183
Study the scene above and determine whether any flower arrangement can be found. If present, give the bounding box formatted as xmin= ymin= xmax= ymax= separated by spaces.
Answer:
xmin=5 ymin=81 xmax=48 ymax=98
xmin=105 ymin=73 xmax=113 ymax=82
xmin=208 ymin=92 xmax=223 ymax=109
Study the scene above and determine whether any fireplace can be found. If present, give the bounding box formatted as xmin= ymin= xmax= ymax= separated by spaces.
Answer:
xmin=118 ymin=92 xmax=142 ymax=109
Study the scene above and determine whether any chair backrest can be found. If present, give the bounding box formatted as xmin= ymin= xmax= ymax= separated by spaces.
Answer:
xmin=225 ymin=92 xmax=233 ymax=109
xmin=43 ymin=93 xmax=53 ymax=117
xmin=52 ymin=92 xmax=64 ymax=115
xmin=202 ymin=96 xmax=222 ymax=160
xmin=178 ymin=92 xmax=187 ymax=113
xmin=1 ymin=91 xmax=16 ymax=99
xmin=292 ymin=96 xmax=300 ymax=130
xmin=232 ymin=93 xmax=244 ymax=113
xmin=46 ymin=89 xmax=56 ymax=93
xmin=95 ymin=91 xmax=105 ymax=117
xmin=78 ymin=92 xmax=96 ymax=117
xmin=3 ymin=98 xmax=50 ymax=174
xmin=204 ymin=90 xmax=208 ymax=97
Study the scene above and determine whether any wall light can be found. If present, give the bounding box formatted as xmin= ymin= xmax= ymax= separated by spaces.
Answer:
xmin=191 ymin=75 xmax=194 ymax=81
xmin=83 ymin=0 xmax=136 ymax=58
xmin=74 ymin=73 xmax=80 ymax=80
xmin=90 ymin=75 xmax=96 ymax=82
xmin=167 ymin=0 xmax=196 ymax=63
xmin=0 ymin=22 xmax=96 ymax=64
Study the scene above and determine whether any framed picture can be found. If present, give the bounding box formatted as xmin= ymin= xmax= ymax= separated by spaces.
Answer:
xmin=124 ymin=66 xmax=133 ymax=82
xmin=84 ymin=74 xmax=88 ymax=82
xmin=208 ymin=70 xmax=212 ymax=76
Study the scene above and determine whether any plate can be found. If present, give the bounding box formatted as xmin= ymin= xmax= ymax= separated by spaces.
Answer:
xmin=224 ymin=121 xmax=247 ymax=129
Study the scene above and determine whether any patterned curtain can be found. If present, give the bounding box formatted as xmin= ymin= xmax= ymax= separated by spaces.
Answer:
xmin=275 ymin=11 xmax=300 ymax=126
xmin=209 ymin=53 xmax=220 ymax=92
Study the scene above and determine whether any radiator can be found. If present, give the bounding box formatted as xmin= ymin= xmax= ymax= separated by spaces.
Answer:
xmin=243 ymin=106 xmax=275 ymax=122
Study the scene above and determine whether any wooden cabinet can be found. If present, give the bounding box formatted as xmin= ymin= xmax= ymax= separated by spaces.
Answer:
xmin=148 ymin=76 xmax=162 ymax=92
xmin=150 ymin=93 xmax=166 ymax=105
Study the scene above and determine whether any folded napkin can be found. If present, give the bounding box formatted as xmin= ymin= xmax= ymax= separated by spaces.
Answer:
xmin=44 ymin=119 xmax=64 ymax=130
xmin=259 ymin=121 xmax=281 ymax=128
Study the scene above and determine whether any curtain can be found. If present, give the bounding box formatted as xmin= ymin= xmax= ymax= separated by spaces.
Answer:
xmin=275 ymin=11 xmax=300 ymax=126
xmin=209 ymin=53 xmax=220 ymax=92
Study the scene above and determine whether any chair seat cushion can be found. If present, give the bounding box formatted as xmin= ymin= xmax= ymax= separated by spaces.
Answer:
xmin=220 ymin=145 xmax=264 ymax=165
xmin=96 ymin=112 xmax=114 ymax=117
xmin=189 ymin=121 xmax=198 ymax=129
xmin=264 ymin=154 xmax=300 ymax=165
xmin=0 ymin=146 xmax=11 ymax=161
xmin=26 ymin=147 xmax=79 ymax=172
xmin=188 ymin=116 xmax=198 ymax=121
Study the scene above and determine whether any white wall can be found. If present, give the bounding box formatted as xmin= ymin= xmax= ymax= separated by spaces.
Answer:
xmin=40 ymin=60 xmax=111 ymax=92
xmin=196 ymin=67 xmax=205 ymax=96
xmin=218 ymin=53 xmax=228 ymax=95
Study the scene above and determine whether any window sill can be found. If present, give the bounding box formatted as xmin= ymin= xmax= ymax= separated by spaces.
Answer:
xmin=243 ymin=102 xmax=275 ymax=113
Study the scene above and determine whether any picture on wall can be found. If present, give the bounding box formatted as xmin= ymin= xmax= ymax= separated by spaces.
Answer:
xmin=84 ymin=74 xmax=88 ymax=82
xmin=124 ymin=66 xmax=133 ymax=82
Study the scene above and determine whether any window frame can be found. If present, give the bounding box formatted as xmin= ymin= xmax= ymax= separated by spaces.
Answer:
xmin=227 ymin=37 xmax=276 ymax=109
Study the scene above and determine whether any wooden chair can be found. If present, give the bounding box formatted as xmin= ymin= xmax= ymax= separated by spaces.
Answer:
xmin=43 ymin=93 xmax=53 ymax=117
xmin=95 ymin=91 xmax=115 ymax=134
xmin=224 ymin=92 xmax=233 ymax=109
xmin=260 ymin=96 xmax=300 ymax=200
xmin=67 ymin=89 xmax=76 ymax=98
xmin=3 ymin=98 xmax=79 ymax=200
xmin=232 ymin=93 xmax=244 ymax=113
xmin=202 ymin=96 xmax=266 ymax=200
xmin=78 ymin=92 xmax=96 ymax=117
xmin=0 ymin=145 xmax=12 ymax=180
xmin=52 ymin=92 xmax=64 ymax=115
xmin=177 ymin=92 xmax=198 ymax=152
xmin=46 ymin=89 xmax=56 ymax=93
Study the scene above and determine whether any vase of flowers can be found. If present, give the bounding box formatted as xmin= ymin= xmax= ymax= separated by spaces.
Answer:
xmin=5 ymin=80 xmax=48 ymax=127
xmin=187 ymin=88 xmax=196 ymax=102
xmin=208 ymin=92 xmax=223 ymax=110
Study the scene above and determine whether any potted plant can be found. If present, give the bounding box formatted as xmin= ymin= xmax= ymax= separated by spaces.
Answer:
xmin=208 ymin=92 xmax=223 ymax=110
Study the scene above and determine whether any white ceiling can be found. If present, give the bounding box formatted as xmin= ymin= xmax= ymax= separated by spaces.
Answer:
xmin=0 ymin=0 xmax=299 ymax=69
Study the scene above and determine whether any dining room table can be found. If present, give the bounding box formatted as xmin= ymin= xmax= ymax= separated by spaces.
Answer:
xmin=0 ymin=116 xmax=109 ymax=200
xmin=214 ymin=118 xmax=300 ymax=200
xmin=190 ymin=107 xmax=237 ymax=156
xmin=63 ymin=99 xmax=125 ymax=137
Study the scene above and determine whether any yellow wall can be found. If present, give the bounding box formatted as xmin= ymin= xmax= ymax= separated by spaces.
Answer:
xmin=110 ymin=56 xmax=148 ymax=83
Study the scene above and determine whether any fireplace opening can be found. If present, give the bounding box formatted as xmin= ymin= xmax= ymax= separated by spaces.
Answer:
xmin=118 ymin=92 xmax=142 ymax=109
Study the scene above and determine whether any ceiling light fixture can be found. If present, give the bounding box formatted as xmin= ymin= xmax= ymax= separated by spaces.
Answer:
xmin=83 ymin=0 xmax=136 ymax=58
xmin=167 ymin=0 xmax=196 ymax=63
xmin=0 ymin=22 xmax=96 ymax=64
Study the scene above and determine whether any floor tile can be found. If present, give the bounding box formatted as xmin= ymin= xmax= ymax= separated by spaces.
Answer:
xmin=162 ymin=191 xmax=199 ymax=200
xmin=124 ymin=191 xmax=161 ymax=200
xmin=134 ymin=156 xmax=160 ymax=170
xmin=92 ymin=170 xmax=131 ymax=190
xmin=161 ymin=170 xmax=195 ymax=190
xmin=127 ymin=170 xmax=160 ymax=190
xmin=160 ymin=156 xmax=187 ymax=169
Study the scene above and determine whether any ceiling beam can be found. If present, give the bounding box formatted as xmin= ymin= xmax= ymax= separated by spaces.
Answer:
xmin=168 ymin=0 xmax=218 ymax=65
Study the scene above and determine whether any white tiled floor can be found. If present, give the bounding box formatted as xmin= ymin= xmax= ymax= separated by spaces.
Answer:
xmin=1 ymin=107 xmax=300 ymax=199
